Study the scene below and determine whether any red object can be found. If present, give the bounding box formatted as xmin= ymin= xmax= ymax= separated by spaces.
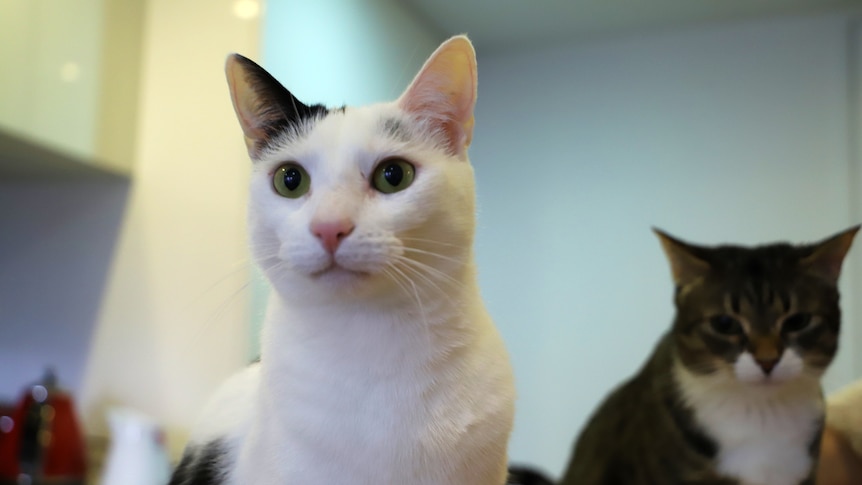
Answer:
xmin=0 ymin=372 xmax=87 ymax=483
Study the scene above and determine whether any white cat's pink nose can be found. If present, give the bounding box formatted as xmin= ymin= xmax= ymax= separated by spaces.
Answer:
xmin=311 ymin=220 xmax=355 ymax=254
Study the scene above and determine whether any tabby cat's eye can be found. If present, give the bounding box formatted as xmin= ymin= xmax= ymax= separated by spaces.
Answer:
xmin=709 ymin=315 xmax=743 ymax=336
xmin=372 ymin=158 xmax=415 ymax=194
xmin=273 ymin=163 xmax=310 ymax=198
xmin=782 ymin=313 xmax=812 ymax=333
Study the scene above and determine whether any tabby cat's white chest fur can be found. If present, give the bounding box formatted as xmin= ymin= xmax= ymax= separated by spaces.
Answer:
xmin=676 ymin=365 xmax=823 ymax=485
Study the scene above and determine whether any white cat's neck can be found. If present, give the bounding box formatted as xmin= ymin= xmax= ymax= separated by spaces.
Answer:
xmin=239 ymin=262 xmax=510 ymax=484
xmin=260 ymin=261 xmax=483 ymax=378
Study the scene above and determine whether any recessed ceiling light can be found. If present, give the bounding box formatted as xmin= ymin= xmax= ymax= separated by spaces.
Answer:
xmin=233 ymin=0 xmax=260 ymax=20
xmin=60 ymin=62 xmax=80 ymax=83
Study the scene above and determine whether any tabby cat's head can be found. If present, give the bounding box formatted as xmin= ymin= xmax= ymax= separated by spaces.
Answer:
xmin=657 ymin=227 xmax=858 ymax=386
xmin=224 ymin=37 xmax=479 ymax=304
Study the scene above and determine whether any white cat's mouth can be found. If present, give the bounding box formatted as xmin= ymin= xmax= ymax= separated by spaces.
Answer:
xmin=311 ymin=262 xmax=370 ymax=280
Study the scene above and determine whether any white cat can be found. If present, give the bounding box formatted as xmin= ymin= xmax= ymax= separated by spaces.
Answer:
xmin=168 ymin=36 xmax=516 ymax=485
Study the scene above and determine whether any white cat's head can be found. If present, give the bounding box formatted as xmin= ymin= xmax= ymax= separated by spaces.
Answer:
xmin=225 ymin=36 xmax=479 ymax=304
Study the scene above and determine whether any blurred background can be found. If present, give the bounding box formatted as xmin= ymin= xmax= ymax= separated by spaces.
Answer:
xmin=1 ymin=0 xmax=861 ymax=482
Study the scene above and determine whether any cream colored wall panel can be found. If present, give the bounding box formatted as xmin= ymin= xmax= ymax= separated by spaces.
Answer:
xmin=0 ymin=0 xmax=142 ymax=177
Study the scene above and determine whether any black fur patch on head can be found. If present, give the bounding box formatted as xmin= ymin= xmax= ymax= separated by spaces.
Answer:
xmin=231 ymin=54 xmax=331 ymax=152
xmin=168 ymin=440 xmax=227 ymax=485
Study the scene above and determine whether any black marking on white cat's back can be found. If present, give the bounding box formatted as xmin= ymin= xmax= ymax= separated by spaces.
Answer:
xmin=230 ymin=54 xmax=331 ymax=146
xmin=507 ymin=465 xmax=555 ymax=485
xmin=168 ymin=439 xmax=227 ymax=485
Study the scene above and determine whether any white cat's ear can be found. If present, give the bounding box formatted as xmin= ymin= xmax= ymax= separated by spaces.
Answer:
xmin=654 ymin=228 xmax=711 ymax=288
xmin=398 ymin=35 xmax=477 ymax=158
xmin=800 ymin=225 xmax=860 ymax=284
xmin=225 ymin=54 xmax=326 ymax=157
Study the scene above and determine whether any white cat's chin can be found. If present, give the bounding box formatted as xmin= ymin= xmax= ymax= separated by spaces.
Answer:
xmin=310 ymin=264 xmax=370 ymax=284
xmin=264 ymin=260 xmax=394 ymax=303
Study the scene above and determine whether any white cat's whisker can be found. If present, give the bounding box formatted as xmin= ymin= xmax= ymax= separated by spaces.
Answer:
xmin=384 ymin=266 xmax=428 ymax=323
xmin=187 ymin=259 xmax=254 ymax=305
xmin=392 ymin=260 xmax=447 ymax=300
xmin=391 ymin=256 xmax=450 ymax=295
xmin=384 ymin=263 xmax=436 ymax=357
xmin=195 ymin=280 xmax=251 ymax=337
xmin=257 ymin=258 xmax=290 ymax=277
xmin=394 ymin=255 xmax=464 ymax=290
xmin=384 ymin=263 xmax=431 ymax=332
xmin=381 ymin=267 xmax=414 ymax=302
xmin=178 ymin=278 xmax=253 ymax=371
xmin=400 ymin=247 xmax=464 ymax=265
xmin=399 ymin=236 xmax=461 ymax=249
xmin=176 ymin=261 xmax=254 ymax=363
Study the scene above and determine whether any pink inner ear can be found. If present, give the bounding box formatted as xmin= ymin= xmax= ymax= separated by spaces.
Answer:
xmin=802 ymin=226 xmax=860 ymax=283
xmin=654 ymin=229 xmax=710 ymax=286
xmin=226 ymin=58 xmax=265 ymax=148
xmin=399 ymin=37 xmax=477 ymax=156
xmin=234 ymin=87 xmax=266 ymax=141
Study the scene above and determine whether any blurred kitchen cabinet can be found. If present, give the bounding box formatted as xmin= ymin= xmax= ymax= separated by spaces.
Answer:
xmin=0 ymin=0 xmax=144 ymax=177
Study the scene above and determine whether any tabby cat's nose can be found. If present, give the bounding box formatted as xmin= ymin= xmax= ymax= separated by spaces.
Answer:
xmin=312 ymin=219 xmax=355 ymax=254
xmin=756 ymin=358 xmax=779 ymax=375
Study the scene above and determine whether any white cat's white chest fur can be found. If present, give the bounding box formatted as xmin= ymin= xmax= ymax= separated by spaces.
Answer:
xmin=189 ymin=287 xmax=515 ymax=485
xmin=675 ymin=363 xmax=823 ymax=485
xmin=216 ymin=289 xmax=515 ymax=485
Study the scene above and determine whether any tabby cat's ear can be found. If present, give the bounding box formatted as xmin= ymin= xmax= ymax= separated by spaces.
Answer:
xmin=225 ymin=54 xmax=317 ymax=157
xmin=800 ymin=225 xmax=860 ymax=284
xmin=398 ymin=35 xmax=477 ymax=159
xmin=654 ymin=228 xmax=711 ymax=287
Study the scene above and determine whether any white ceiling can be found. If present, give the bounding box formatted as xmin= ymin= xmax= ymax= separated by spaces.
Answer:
xmin=402 ymin=0 xmax=861 ymax=52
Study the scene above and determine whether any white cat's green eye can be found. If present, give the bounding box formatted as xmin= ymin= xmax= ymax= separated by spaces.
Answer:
xmin=372 ymin=158 xmax=415 ymax=194
xmin=273 ymin=163 xmax=310 ymax=198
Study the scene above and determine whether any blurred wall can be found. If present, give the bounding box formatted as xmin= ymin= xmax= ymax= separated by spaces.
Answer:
xmin=470 ymin=10 xmax=862 ymax=477
xmin=78 ymin=0 xmax=259 ymax=458
xmin=0 ymin=180 xmax=128 ymax=405
xmin=263 ymin=0 xmax=443 ymax=105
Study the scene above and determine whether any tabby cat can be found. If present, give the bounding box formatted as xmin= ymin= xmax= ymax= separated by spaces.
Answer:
xmin=561 ymin=227 xmax=859 ymax=485
xmin=168 ymin=36 xmax=516 ymax=484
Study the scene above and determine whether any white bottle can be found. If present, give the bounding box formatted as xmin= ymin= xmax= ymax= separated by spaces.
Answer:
xmin=99 ymin=408 xmax=171 ymax=485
